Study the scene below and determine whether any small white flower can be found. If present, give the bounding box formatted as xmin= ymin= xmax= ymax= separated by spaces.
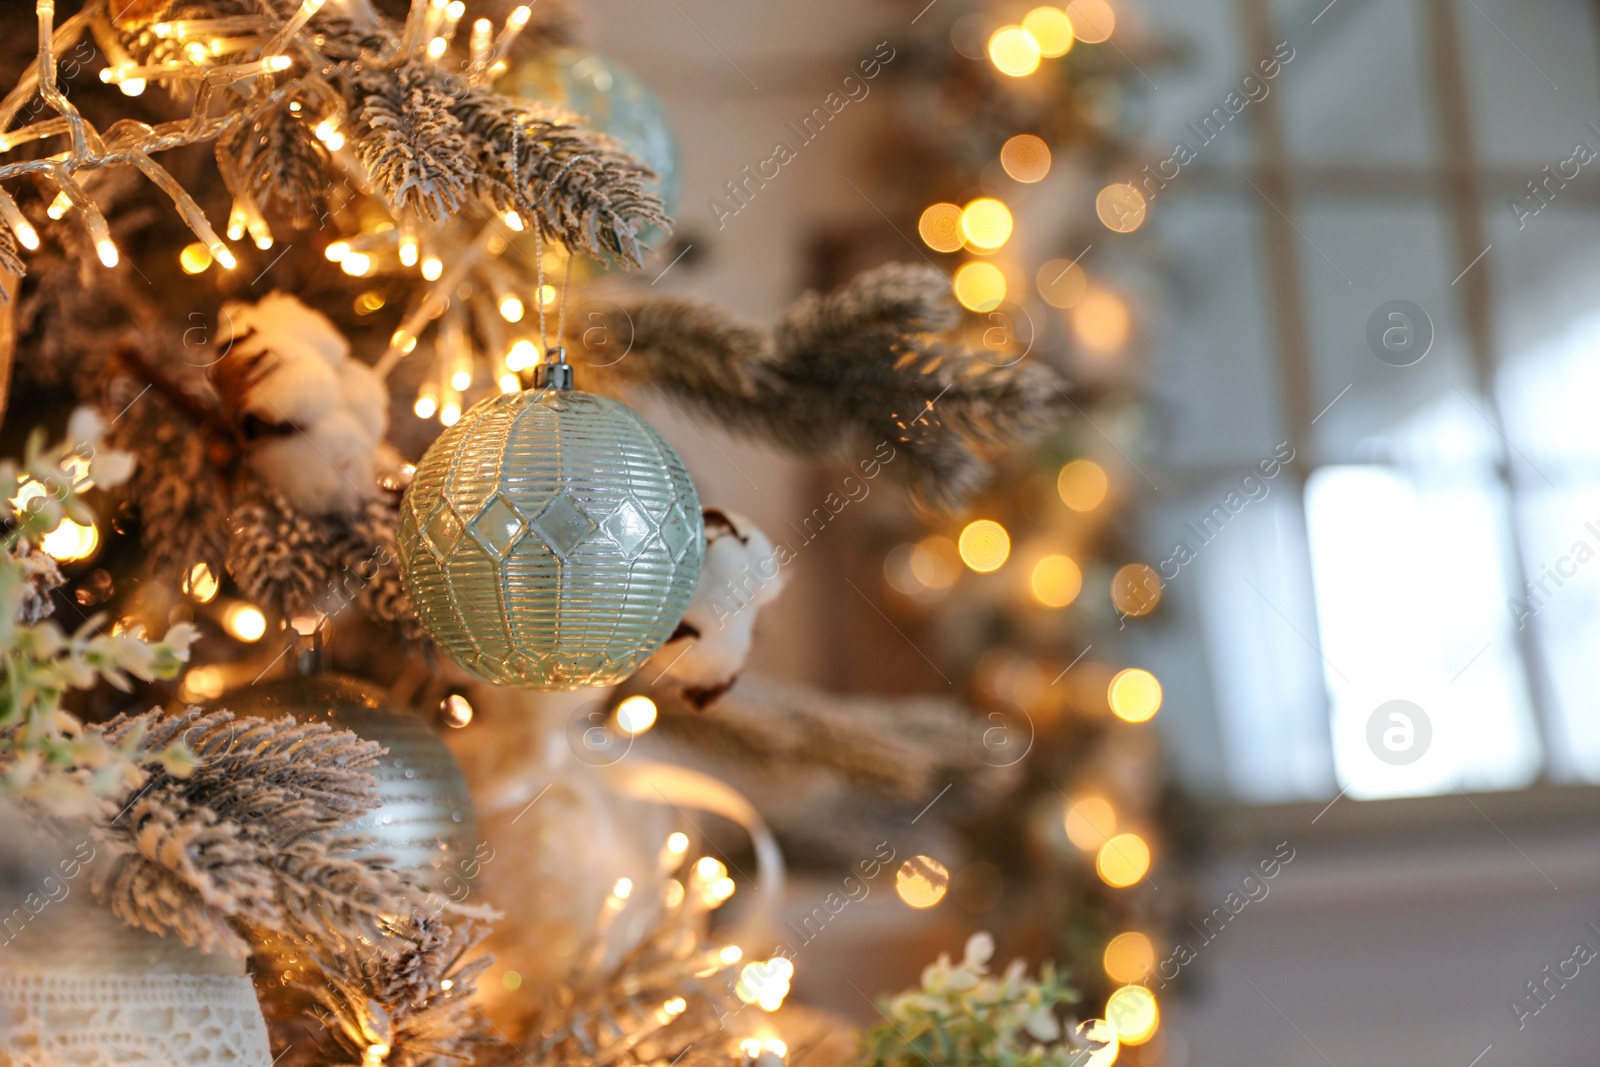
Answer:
xmin=66 ymin=407 xmax=107 ymax=449
xmin=162 ymin=622 xmax=199 ymax=660
xmin=87 ymin=448 xmax=136 ymax=488
xmin=964 ymin=931 xmax=996 ymax=969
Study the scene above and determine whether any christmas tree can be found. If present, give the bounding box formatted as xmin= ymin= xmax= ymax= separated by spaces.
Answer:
xmin=0 ymin=2 xmax=1154 ymax=1065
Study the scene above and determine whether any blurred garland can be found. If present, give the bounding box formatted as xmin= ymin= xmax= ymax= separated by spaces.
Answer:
xmin=842 ymin=1 xmax=1194 ymax=1060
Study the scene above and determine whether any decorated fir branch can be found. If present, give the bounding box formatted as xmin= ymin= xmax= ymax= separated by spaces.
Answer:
xmin=577 ymin=263 xmax=1068 ymax=510
xmin=0 ymin=0 xmax=666 ymax=388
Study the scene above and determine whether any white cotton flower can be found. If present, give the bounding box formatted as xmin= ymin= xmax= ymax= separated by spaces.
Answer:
xmin=221 ymin=291 xmax=350 ymax=368
xmin=646 ymin=510 xmax=786 ymax=705
xmin=338 ymin=360 xmax=389 ymax=443
xmin=217 ymin=293 xmax=395 ymax=515
xmin=237 ymin=343 xmax=340 ymax=427
xmin=249 ymin=412 xmax=378 ymax=516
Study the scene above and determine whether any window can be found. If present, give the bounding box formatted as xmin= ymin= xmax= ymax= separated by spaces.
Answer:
xmin=1130 ymin=0 xmax=1600 ymax=800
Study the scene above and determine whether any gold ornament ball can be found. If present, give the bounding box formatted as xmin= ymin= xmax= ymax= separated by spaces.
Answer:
xmin=399 ymin=388 xmax=704 ymax=689
xmin=220 ymin=673 xmax=479 ymax=885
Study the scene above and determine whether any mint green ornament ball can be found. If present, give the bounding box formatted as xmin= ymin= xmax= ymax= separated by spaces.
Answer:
xmin=398 ymin=388 xmax=703 ymax=689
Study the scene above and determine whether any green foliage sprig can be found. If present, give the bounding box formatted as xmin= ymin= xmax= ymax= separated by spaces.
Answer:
xmin=0 ymin=408 xmax=198 ymax=811
xmin=857 ymin=934 xmax=1097 ymax=1067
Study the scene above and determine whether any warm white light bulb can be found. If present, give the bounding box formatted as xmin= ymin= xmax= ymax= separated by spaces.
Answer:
xmin=96 ymin=239 xmax=119 ymax=268
xmin=421 ymin=257 xmax=444 ymax=281
xmin=498 ymin=296 xmax=524 ymax=323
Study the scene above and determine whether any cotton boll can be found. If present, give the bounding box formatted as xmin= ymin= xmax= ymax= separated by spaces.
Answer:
xmin=221 ymin=291 xmax=350 ymax=368
xmin=338 ymin=360 xmax=389 ymax=443
xmin=237 ymin=347 xmax=340 ymax=428
xmin=248 ymin=412 xmax=378 ymax=516
xmin=648 ymin=510 xmax=786 ymax=707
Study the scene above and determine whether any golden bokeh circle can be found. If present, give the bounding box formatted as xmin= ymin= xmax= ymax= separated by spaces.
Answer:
xmin=1057 ymin=459 xmax=1109 ymax=511
xmin=1096 ymin=832 xmax=1151 ymax=888
xmin=1110 ymin=562 xmax=1163 ymax=617
xmin=1065 ymin=0 xmax=1117 ymax=44
xmin=1064 ymin=795 xmax=1117 ymax=850
xmin=1095 ymin=182 xmax=1147 ymax=233
xmin=988 ymin=24 xmax=1042 ymax=77
xmin=896 ymin=855 xmax=950 ymax=908
xmin=1108 ymin=668 xmax=1162 ymax=723
xmin=953 ymin=262 xmax=1008 ymax=312
xmin=918 ymin=202 xmax=964 ymax=253
xmin=1106 ymin=984 xmax=1160 ymax=1045
xmin=1072 ymin=287 xmax=1132 ymax=353
xmin=911 ymin=535 xmax=961 ymax=589
xmin=1001 ymin=134 xmax=1053 ymax=183
xmin=1031 ymin=554 xmax=1083 ymax=608
xmin=1022 ymin=6 xmax=1075 ymax=57
xmin=1037 ymin=258 xmax=1089 ymax=308
xmin=958 ymin=519 xmax=1012 ymax=572
xmin=960 ymin=197 xmax=1014 ymax=250
xmin=1103 ymin=932 xmax=1156 ymax=984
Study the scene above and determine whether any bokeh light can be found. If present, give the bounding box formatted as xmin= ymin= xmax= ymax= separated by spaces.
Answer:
xmin=1058 ymin=459 xmax=1109 ymax=511
xmin=1072 ymin=287 xmax=1132 ymax=353
xmin=918 ymin=202 xmax=964 ymax=252
xmin=179 ymin=242 xmax=213 ymax=274
xmin=884 ymin=543 xmax=923 ymax=595
xmin=896 ymin=855 xmax=950 ymax=908
xmin=1097 ymin=833 xmax=1151 ymax=887
xmin=1095 ymin=183 xmax=1147 ymax=233
xmin=441 ymin=692 xmax=474 ymax=728
xmin=958 ymin=519 xmax=1011 ymax=572
xmin=1064 ymin=795 xmax=1117 ymax=850
xmin=953 ymin=261 xmax=1007 ymax=311
xmin=1022 ymin=6 xmax=1074 ymax=56
xmin=1031 ymin=554 xmax=1083 ymax=608
xmin=180 ymin=666 xmax=226 ymax=702
xmin=1037 ymin=258 xmax=1089 ymax=308
xmin=1106 ymin=985 xmax=1159 ymax=1044
xmin=911 ymin=535 xmax=962 ymax=589
xmin=960 ymin=198 xmax=1014 ymax=251
xmin=1077 ymin=1019 xmax=1121 ymax=1067
xmin=988 ymin=25 xmax=1042 ymax=77
xmin=1000 ymin=134 xmax=1052 ymax=183
xmin=1109 ymin=668 xmax=1162 ymax=722
xmin=184 ymin=562 xmax=220 ymax=604
xmin=224 ymin=603 xmax=267 ymax=642
xmin=39 ymin=518 xmax=98 ymax=562
xmin=1110 ymin=562 xmax=1163 ymax=617
xmin=616 ymin=694 xmax=658 ymax=734
xmin=1103 ymin=932 xmax=1156 ymax=984
xmin=1065 ymin=0 xmax=1116 ymax=43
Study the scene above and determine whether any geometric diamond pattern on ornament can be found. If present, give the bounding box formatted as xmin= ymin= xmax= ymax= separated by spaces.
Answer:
xmin=532 ymin=493 xmax=599 ymax=559
xmin=603 ymin=496 xmax=657 ymax=556
xmin=424 ymin=503 xmax=464 ymax=558
xmin=660 ymin=502 xmax=696 ymax=563
xmin=471 ymin=493 xmax=525 ymax=557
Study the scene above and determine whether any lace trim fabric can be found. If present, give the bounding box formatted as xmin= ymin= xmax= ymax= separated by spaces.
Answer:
xmin=0 ymin=973 xmax=271 ymax=1066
